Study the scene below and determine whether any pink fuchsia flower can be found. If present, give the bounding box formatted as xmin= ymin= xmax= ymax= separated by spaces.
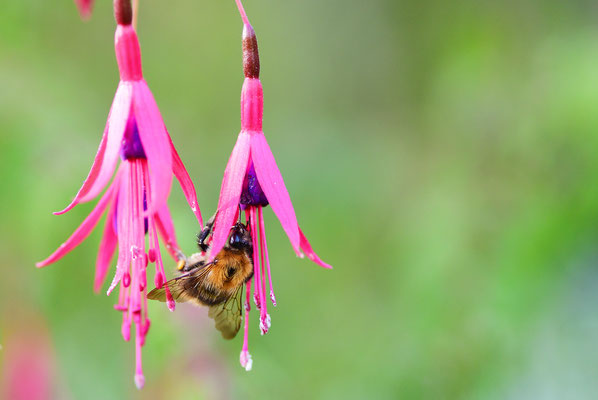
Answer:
xmin=74 ymin=0 xmax=94 ymax=20
xmin=208 ymin=0 xmax=331 ymax=371
xmin=36 ymin=0 xmax=203 ymax=389
xmin=2 ymin=312 xmax=55 ymax=400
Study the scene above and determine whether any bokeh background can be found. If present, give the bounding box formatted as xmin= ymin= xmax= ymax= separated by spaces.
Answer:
xmin=2 ymin=0 xmax=598 ymax=398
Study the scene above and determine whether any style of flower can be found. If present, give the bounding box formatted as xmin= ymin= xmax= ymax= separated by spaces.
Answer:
xmin=36 ymin=1 xmax=203 ymax=389
xmin=208 ymin=0 xmax=331 ymax=371
xmin=74 ymin=0 xmax=94 ymax=20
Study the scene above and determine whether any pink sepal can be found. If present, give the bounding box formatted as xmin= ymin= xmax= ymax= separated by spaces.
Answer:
xmin=94 ymin=185 xmax=120 ymax=292
xmin=240 ymin=78 xmax=263 ymax=131
xmin=36 ymin=179 xmax=117 ymax=268
xmin=209 ymin=131 xmax=251 ymax=262
xmin=133 ymin=81 xmax=173 ymax=214
xmin=155 ymin=204 xmax=179 ymax=261
xmin=299 ymin=228 xmax=332 ymax=269
xmin=115 ymin=25 xmax=143 ymax=81
xmin=74 ymin=0 xmax=93 ymax=19
xmin=169 ymin=134 xmax=203 ymax=227
xmin=55 ymin=83 xmax=132 ymax=215
xmin=250 ymin=133 xmax=301 ymax=254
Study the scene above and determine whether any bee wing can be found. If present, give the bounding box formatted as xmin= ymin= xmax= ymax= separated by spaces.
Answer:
xmin=208 ymin=285 xmax=243 ymax=340
xmin=147 ymin=267 xmax=206 ymax=303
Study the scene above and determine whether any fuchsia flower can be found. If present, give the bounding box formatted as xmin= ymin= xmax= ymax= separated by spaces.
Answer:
xmin=209 ymin=0 xmax=331 ymax=370
xmin=37 ymin=0 xmax=203 ymax=389
xmin=74 ymin=0 xmax=94 ymax=20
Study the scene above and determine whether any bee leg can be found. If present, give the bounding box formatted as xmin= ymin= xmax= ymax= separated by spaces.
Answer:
xmin=197 ymin=212 xmax=216 ymax=252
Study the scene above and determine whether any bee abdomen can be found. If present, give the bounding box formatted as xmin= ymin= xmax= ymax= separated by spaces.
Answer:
xmin=196 ymin=284 xmax=229 ymax=306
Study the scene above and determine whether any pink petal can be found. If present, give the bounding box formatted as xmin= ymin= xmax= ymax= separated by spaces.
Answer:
xmin=94 ymin=194 xmax=119 ymax=293
xmin=155 ymin=204 xmax=180 ymax=261
xmin=55 ymin=82 xmax=132 ymax=215
xmin=299 ymin=228 xmax=332 ymax=269
xmin=250 ymin=133 xmax=300 ymax=254
xmin=132 ymin=81 xmax=173 ymax=214
xmin=209 ymin=131 xmax=251 ymax=262
xmin=168 ymin=134 xmax=203 ymax=227
xmin=36 ymin=179 xmax=118 ymax=268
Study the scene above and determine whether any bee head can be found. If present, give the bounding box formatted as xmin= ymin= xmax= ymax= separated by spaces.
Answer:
xmin=228 ymin=223 xmax=252 ymax=252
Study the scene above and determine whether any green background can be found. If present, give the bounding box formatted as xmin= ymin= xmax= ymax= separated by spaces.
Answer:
xmin=2 ymin=0 xmax=598 ymax=398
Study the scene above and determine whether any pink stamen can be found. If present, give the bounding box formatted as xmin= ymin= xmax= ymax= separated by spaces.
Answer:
xmin=244 ymin=213 xmax=252 ymax=313
xmin=108 ymin=163 xmax=133 ymax=295
xmin=249 ymin=207 xmax=261 ymax=308
xmin=143 ymin=163 xmax=175 ymax=310
xmin=258 ymin=206 xmax=276 ymax=306
xmin=121 ymin=312 xmax=131 ymax=341
xmin=148 ymin=248 xmax=156 ymax=263
xmin=257 ymin=207 xmax=269 ymax=334
xmin=240 ymin=280 xmax=252 ymax=371
xmin=122 ymin=272 xmax=131 ymax=287
xmin=128 ymin=161 xmax=142 ymax=321
xmin=134 ymin=324 xmax=145 ymax=389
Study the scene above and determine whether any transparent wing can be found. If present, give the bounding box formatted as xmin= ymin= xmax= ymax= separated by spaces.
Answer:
xmin=207 ymin=285 xmax=243 ymax=340
xmin=147 ymin=266 xmax=206 ymax=304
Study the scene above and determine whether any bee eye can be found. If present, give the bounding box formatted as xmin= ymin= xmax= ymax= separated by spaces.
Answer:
xmin=229 ymin=232 xmax=243 ymax=248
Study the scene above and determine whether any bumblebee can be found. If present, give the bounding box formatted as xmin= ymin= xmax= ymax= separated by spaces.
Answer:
xmin=148 ymin=215 xmax=253 ymax=339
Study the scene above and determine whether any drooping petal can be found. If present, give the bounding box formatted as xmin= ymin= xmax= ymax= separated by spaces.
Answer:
xmin=93 ymin=174 xmax=121 ymax=292
xmin=209 ymin=131 xmax=251 ymax=262
xmin=168 ymin=134 xmax=203 ymax=227
xmin=36 ymin=179 xmax=118 ymax=268
xmin=55 ymin=82 xmax=132 ymax=215
xmin=250 ymin=133 xmax=300 ymax=254
xmin=299 ymin=228 xmax=332 ymax=269
xmin=155 ymin=204 xmax=180 ymax=261
xmin=132 ymin=81 xmax=172 ymax=214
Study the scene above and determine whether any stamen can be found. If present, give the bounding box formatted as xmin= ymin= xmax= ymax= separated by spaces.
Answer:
xmin=108 ymin=164 xmax=133 ymax=295
xmin=240 ymin=279 xmax=253 ymax=371
xmin=148 ymin=248 xmax=156 ymax=263
xmin=143 ymin=163 xmax=175 ymax=311
xmin=134 ymin=324 xmax=145 ymax=389
xmin=121 ymin=312 xmax=131 ymax=341
xmin=257 ymin=207 xmax=269 ymax=334
xmin=249 ymin=207 xmax=261 ymax=308
xmin=123 ymin=272 xmax=131 ymax=287
xmin=258 ymin=207 xmax=276 ymax=306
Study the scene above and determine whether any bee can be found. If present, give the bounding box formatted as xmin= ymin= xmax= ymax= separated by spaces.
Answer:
xmin=148 ymin=215 xmax=253 ymax=339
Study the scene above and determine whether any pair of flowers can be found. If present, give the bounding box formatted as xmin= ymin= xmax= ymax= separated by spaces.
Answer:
xmin=39 ymin=0 xmax=330 ymax=389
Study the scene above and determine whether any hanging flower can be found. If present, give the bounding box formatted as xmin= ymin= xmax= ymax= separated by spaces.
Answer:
xmin=36 ymin=0 xmax=203 ymax=388
xmin=74 ymin=0 xmax=94 ymax=20
xmin=208 ymin=0 xmax=331 ymax=371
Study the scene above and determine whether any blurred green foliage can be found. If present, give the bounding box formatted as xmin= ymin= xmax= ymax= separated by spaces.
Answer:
xmin=2 ymin=0 xmax=598 ymax=399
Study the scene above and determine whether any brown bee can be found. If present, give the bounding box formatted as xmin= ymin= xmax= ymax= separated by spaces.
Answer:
xmin=148 ymin=216 xmax=253 ymax=339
